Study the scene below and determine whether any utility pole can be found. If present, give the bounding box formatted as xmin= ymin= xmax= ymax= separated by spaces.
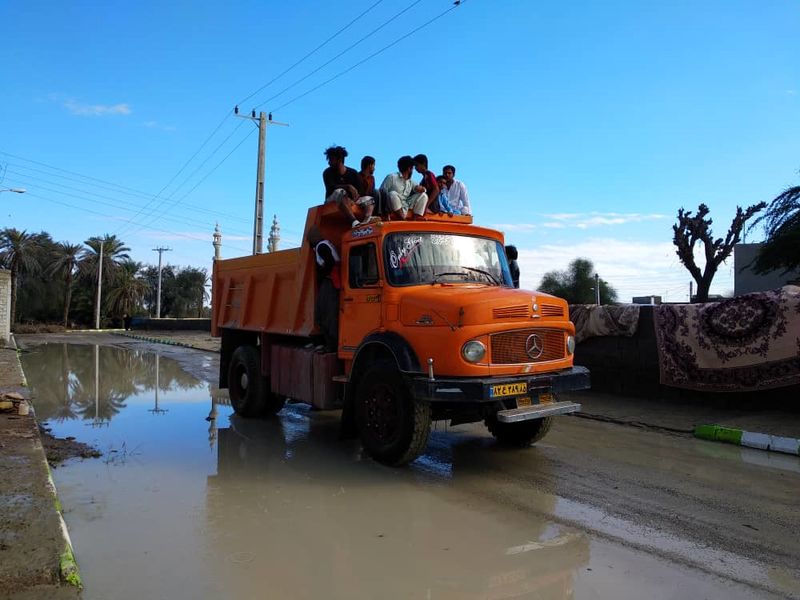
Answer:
xmin=594 ymin=273 xmax=601 ymax=305
xmin=234 ymin=107 xmax=288 ymax=255
xmin=94 ymin=240 xmax=104 ymax=329
xmin=152 ymin=247 xmax=172 ymax=318
xmin=689 ymin=281 xmax=693 ymax=303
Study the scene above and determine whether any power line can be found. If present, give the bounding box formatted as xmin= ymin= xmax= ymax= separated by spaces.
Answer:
xmin=254 ymin=0 xmax=425 ymax=110
xmin=119 ymin=1 xmax=393 ymax=241
xmin=1 ymin=152 xmax=251 ymax=224
xmin=272 ymin=1 xmax=465 ymax=113
xmin=237 ymin=0 xmax=387 ymax=107
xmin=18 ymin=191 xmax=252 ymax=255
xmin=3 ymin=169 xmax=254 ymax=235
xmin=115 ymin=119 xmax=249 ymax=237
xmin=125 ymin=126 xmax=256 ymax=237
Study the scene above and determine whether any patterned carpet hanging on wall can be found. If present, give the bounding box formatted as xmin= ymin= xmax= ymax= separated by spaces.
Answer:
xmin=653 ymin=286 xmax=800 ymax=392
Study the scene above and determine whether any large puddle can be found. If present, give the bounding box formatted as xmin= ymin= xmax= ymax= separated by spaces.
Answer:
xmin=20 ymin=343 xmax=775 ymax=600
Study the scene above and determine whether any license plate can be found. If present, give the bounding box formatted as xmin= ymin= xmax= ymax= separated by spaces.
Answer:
xmin=490 ymin=382 xmax=528 ymax=398
xmin=538 ymin=392 xmax=554 ymax=405
xmin=516 ymin=396 xmax=532 ymax=408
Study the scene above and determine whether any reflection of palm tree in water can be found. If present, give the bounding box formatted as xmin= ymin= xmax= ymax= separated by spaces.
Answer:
xmin=21 ymin=343 xmax=201 ymax=424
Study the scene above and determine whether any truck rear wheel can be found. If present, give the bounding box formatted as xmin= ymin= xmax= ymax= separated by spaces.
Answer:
xmin=228 ymin=345 xmax=285 ymax=418
xmin=485 ymin=416 xmax=553 ymax=447
xmin=355 ymin=361 xmax=431 ymax=466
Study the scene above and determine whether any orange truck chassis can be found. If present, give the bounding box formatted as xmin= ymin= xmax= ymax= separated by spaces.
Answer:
xmin=212 ymin=203 xmax=590 ymax=465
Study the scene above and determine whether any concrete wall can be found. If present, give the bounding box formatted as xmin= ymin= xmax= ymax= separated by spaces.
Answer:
xmin=0 ymin=270 xmax=10 ymax=344
xmin=734 ymin=243 xmax=800 ymax=296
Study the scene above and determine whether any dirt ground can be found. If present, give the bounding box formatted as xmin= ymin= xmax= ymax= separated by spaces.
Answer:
xmin=38 ymin=424 xmax=101 ymax=466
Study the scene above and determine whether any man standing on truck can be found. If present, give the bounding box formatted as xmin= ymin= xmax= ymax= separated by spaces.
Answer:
xmin=323 ymin=145 xmax=377 ymax=228
xmin=381 ymin=155 xmax=428 ymax=220
xmin=307 ymin=225 xmax=340 ymax=353
xmin=441 ymin=164 xmax=472 ymax=216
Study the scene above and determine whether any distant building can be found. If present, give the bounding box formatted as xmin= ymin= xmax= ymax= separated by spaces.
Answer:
xmin=734 ymin=243 xmax=800 ymax=296
xmin=632 ymin=295 xmax=662 ymax=305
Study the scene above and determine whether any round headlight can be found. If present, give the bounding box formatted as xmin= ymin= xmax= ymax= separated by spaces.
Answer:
xmin=566 ymin=335 xmax=576 ymax=355
xmin=461 ymin=340 xmax=486 ymax=363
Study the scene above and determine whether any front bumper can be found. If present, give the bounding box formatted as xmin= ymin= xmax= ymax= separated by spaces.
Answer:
xmin=409 ymin=365 xmax=590 ymax=404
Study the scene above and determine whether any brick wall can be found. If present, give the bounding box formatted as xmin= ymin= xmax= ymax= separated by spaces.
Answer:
xmin=0 ymin=270 xmax=10 ymax=344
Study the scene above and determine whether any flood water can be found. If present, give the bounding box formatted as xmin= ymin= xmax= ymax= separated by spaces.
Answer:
xmin=20 ymin=342 xmax=776 ymax=600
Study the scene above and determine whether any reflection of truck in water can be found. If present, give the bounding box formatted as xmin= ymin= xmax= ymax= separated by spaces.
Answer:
xmin=211 ymin=203 xmax=590 ymax=466
xmin=210 ymin=416 xmax=591 ymax=599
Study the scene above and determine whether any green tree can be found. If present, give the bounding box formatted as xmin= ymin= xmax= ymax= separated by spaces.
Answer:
xmin=0 ymin=228 xmax=42 ymax=324
xmin=174 ymin=266 xmax=208 ymax=317
xmin=749 ymin=183 xmax=800 ymax=274
xmin=538 ymin=258 xmax=618 ymax=304
xmin=48 ymin=242 xmax=84 ymax=327
xmin=673 ymin=203 xmax=764 ymax=302
xmin=80 ymin=235 xmax=131 ymax=324
xmin=106 ymin=260 xmax=150 ymax=318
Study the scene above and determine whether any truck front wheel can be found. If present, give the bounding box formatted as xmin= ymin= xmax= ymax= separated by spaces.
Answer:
xmin=484 ymin=416 xmax=553 ymax=447
xmin=355 ymin=361 xmax=431 ymax=466
xmin=228 ymin=345 xmax=285 ymax=418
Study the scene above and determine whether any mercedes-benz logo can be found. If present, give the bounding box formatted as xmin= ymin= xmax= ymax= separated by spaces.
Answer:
xmin=525 ymin=333 xmax=544 ymax=359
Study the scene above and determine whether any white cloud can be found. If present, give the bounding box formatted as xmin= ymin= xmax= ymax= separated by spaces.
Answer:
xmin=144 ymin=120 xmax=177 ymax=132
xmin=516 ymin=237 xmax=733 ymax=303
xmin=492 ymin=212 xmax=667 ymax=233
xmin=492 ymin=223 xmax=538 ymax=232
xmin=64 ymin=99 xmax=132 ymax=117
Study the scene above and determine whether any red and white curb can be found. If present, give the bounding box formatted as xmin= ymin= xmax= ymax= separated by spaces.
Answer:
xmin=694 ymin=424 xmax=800 ymax=456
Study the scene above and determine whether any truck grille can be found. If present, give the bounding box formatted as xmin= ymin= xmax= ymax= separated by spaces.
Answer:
xmin=540 ymin=303 xmax=564 ymax=317
xmin=492 ymin=305 xmax=529 ymax=319
xmin=490 ymin=328 xmax=566 ymax=364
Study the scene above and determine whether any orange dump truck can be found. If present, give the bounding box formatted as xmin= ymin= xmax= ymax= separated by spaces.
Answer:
xmin=212 ymin=203 xmax=590 ymax=465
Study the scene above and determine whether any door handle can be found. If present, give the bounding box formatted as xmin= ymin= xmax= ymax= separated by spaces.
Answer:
xmin=342 ymin=297 xmax=354 ymax=302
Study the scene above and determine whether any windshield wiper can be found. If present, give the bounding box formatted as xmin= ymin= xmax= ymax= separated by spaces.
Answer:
xmin=462 ymin=266 xmax=500 ymax=285
xmin=431 ymin=271 xmax=470 ymax=284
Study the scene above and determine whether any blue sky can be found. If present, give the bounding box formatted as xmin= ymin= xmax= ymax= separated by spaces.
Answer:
xmin=1 ymin=0 xmax=798 ymax=302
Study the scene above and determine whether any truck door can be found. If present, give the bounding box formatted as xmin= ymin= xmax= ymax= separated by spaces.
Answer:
xmin=340 ymin=242 xmax=383 ymax=355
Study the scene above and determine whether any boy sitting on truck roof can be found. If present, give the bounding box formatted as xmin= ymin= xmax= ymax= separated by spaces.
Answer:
xmin=322 ymin=145 xmax=377 ymax=228
xmin=380 ymin=155 xmax=428 ymax=220
xmin=413 ymin=153 xmax=440 ymax=215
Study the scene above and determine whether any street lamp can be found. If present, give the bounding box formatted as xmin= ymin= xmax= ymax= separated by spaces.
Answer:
xmin=0 ymin=188 xmax=26 ymax=194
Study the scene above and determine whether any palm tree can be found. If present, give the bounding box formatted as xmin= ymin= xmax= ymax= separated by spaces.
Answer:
xmin=749 ymin=184 xmax=800 ymax=274
xmin=48 ymin=242 xmax=83 ymax=327
xmin=175 ymin=266 xmax=209 ymax=317
xmin=0 ymin=228 xmax=41 ymax=324
xmin=106 ymin=260 xmax=150 ymax=318
xmin=80 ymin=234 xmax=130 ymax=324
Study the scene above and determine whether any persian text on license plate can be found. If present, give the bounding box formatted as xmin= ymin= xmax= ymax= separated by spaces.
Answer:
xmin=490 ymin=382 xmax=528 ymax=398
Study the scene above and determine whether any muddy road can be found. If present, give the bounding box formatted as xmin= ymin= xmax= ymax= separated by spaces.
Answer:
xmin=18 ymin=334 xmax=800 ymax=599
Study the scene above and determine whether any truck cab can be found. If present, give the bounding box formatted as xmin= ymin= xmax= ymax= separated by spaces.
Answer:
xmin=212 ymin=204 xmax=589 ymax=466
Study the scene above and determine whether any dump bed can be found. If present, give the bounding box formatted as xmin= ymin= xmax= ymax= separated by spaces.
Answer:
xmin=211 ymin=204 xmax=347 ymax=338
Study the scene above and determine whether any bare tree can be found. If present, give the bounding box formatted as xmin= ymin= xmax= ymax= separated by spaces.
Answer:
xmin=673 ymin=203 xmax=764 ymax=302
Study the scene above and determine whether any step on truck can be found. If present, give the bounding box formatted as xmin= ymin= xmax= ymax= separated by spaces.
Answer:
xmin=211 ymin=203 xmax=590 ymax=466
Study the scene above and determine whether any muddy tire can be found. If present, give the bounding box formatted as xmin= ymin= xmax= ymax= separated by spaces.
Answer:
xmin=355 ymin=360 xmax=431 ymax=466
xmin=227 ymin=346 xmax=285 ymax=418
xmin=485 ymin=416 xmax=553 ymax=447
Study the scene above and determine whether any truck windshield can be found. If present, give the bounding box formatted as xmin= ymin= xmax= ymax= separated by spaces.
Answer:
xmin=384 ymin=232 xmax=513 ymax=287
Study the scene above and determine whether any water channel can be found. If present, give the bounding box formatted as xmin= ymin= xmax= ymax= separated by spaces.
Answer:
xmin=20 ymin=342 xmax=774 ymax=600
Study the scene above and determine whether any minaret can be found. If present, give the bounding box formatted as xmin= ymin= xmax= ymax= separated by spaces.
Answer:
xmin=212 ymin=223 xmax=222 ymax=261
xmin=268 ymin=215 xmax=280 ymax=253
